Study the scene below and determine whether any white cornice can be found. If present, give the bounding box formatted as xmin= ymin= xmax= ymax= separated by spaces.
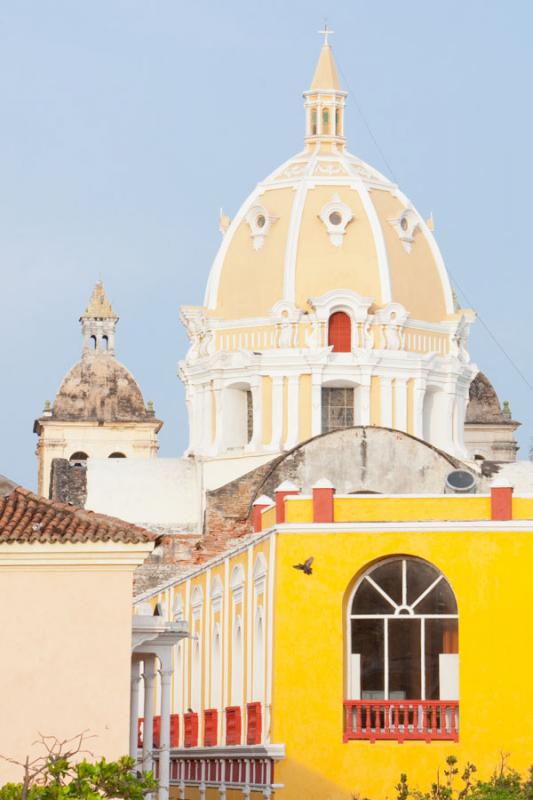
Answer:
xmin=0 ymin=541 xmax=154 ymax=568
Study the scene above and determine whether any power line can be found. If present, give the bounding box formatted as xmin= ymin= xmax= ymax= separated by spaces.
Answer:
xmin=336 ymin=54 xmax=533 ymax=400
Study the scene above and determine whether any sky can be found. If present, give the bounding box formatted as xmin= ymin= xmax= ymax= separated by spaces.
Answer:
xmin=1 ymin=0 xmax=533 ymax=489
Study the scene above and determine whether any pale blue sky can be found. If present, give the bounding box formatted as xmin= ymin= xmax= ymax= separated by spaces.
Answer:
xmin=2 ymin=0 xmax=533 ymax=488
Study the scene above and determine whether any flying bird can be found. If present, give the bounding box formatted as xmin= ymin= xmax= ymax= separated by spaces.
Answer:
xmin=293 ymin=557 xmax=314 ymax=575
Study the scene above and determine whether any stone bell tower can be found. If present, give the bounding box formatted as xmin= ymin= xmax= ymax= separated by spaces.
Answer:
xmin=34 ymin=282 xmax=162 ymax=497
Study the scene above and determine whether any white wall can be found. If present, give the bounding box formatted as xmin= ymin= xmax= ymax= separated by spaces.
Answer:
xmin=86 ymin=458 xmax=199 ymax=526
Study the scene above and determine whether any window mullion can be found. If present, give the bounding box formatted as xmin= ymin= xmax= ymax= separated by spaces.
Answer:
xmin=421 ymin=618 xmax=426 ymax=701
xmin=384 ymin=618 xmax=389 ymax=700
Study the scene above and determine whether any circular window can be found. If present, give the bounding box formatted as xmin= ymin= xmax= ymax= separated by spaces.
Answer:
xmin=329 ymin=211 xmax=342 ymax=226
xmin=400 ymin=217 xmax=409 ymax=231
xmin=256 ymin=214 xmax=266 ymax=229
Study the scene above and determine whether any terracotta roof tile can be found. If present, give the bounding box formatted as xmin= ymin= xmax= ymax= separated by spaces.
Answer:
xmin=0 ymin=487 xmax=154 ymax=545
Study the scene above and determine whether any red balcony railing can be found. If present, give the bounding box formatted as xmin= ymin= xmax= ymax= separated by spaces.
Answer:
xmin=204 ymin=708 xmax=218 ymax=746
xmin=343 ymin=700 xmax=459 ymax=743
xmin=225 ymin=706 xmax=242 ymax=745
xmin=246 ymin=702 xmax=262 ymax=745
xmin=184 ymin=712 xmax=199 ymax=748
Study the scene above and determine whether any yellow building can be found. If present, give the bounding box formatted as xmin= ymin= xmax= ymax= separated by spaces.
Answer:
xmin=135 ymin=469 xmax=533 ymax=800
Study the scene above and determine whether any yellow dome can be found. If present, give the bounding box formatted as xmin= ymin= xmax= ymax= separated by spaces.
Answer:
xmin=205 ymin=43 xmax=454 ymax=325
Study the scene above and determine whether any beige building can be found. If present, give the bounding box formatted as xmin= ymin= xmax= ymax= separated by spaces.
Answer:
xmin=0 ymin=475 xmax=156 ymax=783
xmin=34 ymin=282 xmax=161 ymax=497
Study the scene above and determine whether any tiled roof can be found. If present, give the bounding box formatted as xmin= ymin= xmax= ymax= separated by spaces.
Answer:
xmin=0 ymin=487 xmax=155 ymax=545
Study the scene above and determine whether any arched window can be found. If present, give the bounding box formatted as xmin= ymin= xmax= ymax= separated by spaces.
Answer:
xmin=345 ymin=557 xmax=459 ymax=742
xmin=328 ymin=311 xmax=351 ymax=352
xmin=311 ymin=109 xmax=317 ymax=135
xmin=348 ymin=558 xmax=458 ymax=702
xmin=90 ymin=335 xmax=97 ymax=350
xmin=108 ymin=452 xmax=126 ymax=458
xmin=102 ymin=335 xmax=109 ymax=351
xmin=322 ymin=107 xmax=330 ymax=134
xmin=69 ymin=451 xmax=88 ymax=463
xmin=190 ymin=586 xmax=203 ymax=713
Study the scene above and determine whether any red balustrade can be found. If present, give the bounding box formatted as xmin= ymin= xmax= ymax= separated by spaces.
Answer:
xmin=246 ymin=702 xmax=262 ymax=745
xmin=343 ymin=700 xmax=459 ymax=743
xmin=184 ymin=712 xmax=199 ymax=748
xmin=204 ymin=708 xmax=218 ymax=746
xmin=225 ymin=706 xmax=242 ymax=745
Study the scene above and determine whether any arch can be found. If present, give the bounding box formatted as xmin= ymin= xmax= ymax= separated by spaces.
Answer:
xmin=69 ymin=451 xmax=88 ymax=463
xmin=253 ymin=553 xmax=267 ymax=580
xmin=231 ymin=614 xmax=243 ymax=707
xmin=347 ymin=557 xmax=458 ymax=702
xmin=328 ymin=311 xmax=351 ymax=352
xmin=211 ymin=575 xmax=223 ymax=601
xmin=108 ymin=452 xmax=126 ymax=458
xmin=252 ymin=605 xmax=265 ymax=703
xmin=211 ymin=621 xmax=222 ymax=709
xmin=90 ymin=335 xmax=97 ymax=350
xmin=230 ymin=564 xmax=245 ymax=591
xmin=191 ymin=585 xmax=204 ymax=609
xmin=322 ymin=107 xmax=330 ymax=134
xmin=102 ymin=335 xmax=109 ymax=351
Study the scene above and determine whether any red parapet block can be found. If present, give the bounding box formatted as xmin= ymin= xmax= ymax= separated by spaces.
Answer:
xmin=246 ymin=702 xmax=262 ymax=745
xmin=491 ymin=485 xmax=513 ymax=520
xmin=252 ymin=495 xmax=272 ymax=533
xmin=274 ymin=481 xmax=300 ymax=524
xmin=225 ymin=706 xmax=242 ymax=745
xmin=184 ymin=712 xmax=199 ymax=748
xmin=170 ymin=714 xmax=179 ymax=748
xmin=312 ymin=480 xmax=335 ymax=522
xmin=137 ymin=717 xmax=143 ymax=748
xmin=204 ymin=708 xmax=218 ymax=746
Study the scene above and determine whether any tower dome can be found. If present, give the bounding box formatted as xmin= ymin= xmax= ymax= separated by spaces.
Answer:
xmin=180 ymin=36 xmax=478 ymax=475
xmin=34 ymin=283 xmax=162 ymax=496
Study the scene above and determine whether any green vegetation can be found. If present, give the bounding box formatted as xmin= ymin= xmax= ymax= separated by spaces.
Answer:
xmin=0 ymin=735 xmax=156 ymax=800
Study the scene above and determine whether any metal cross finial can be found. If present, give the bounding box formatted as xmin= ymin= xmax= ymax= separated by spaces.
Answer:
xmin=318 ymin=23 xmax=334 ymax=46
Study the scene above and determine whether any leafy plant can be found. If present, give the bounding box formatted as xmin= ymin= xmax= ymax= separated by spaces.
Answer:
xmin=394 ymin=755 xmax=533 ymax=800
xmin=0 ymin=733 xmax=156 ymax=800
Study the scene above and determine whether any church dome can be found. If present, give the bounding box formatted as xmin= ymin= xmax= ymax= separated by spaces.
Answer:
xmin=205 ymin=40 xmax=454 ymax=324
xmin=53 ymin=354 xmax=150 ymax=423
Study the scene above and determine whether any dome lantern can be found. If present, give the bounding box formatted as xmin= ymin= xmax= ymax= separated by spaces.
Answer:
xmin=303 ymin=27 xmax=347 ymax=150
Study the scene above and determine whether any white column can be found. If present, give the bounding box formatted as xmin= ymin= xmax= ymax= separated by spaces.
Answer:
xmin=249 ymin=381 xmax=262 ymax=450
xmin=317 ymin=103 xmax=323 ymax=135
xmin=199 ymin=760 xmax=206 ymax=800
xmin=356 ymin=378 xmax=371 ymax=426
xmin=311 ymin=373 xmax=322 ymax=436
xmin=158 ymin=652 xmax=173 ymax=800
xmin=413 ymin=377 xmax=426 ymax=439
xmin=130 ymin=659 xmax=142 ymax=759
xmin=269 ymin=376 xmax=283 ymax=450
xmin=284 ymin=374 xmax=299 ymax=449
xmin=214 ymin=382 xmax=224 ymax=453
xmin=395 ymin=379 xmax=408 ymax=432
xmin=142 ymin=655 xmax=157 ymax=775
xmin=380 ymin=377 xmax=393 ymax=428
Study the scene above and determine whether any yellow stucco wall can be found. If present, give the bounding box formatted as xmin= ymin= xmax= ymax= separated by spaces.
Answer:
xmin=272 ymin=525 xmax=533 ymax=799
xmin=294 ymin=186 xmax=382 ymax=306
xmin=370 ymin=189 xmax=447 ymax=323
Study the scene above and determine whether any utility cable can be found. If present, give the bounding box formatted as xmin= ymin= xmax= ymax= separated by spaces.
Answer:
xmin=336 ymin=54 xmax=533 ymax=399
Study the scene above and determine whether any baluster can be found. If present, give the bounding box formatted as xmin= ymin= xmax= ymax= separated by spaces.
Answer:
xmin=383 ymin=701 xmax=389 ymax=735
xmin=393 ymin=703 xmax=400 ymax=734
xmin=431 ymin=703 xmax=438 ymax=738
xmin=365 ymin=703 xmax=371 ymax=736
xmin=356 ymin=703 xmax=362 ymax=736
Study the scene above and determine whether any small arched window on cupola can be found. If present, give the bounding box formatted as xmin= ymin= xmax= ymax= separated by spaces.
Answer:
xmin=311 ymin=109 xmax=317 ymax=135
xmin=322 ymin=107 xmax=330 ymax=134
xmin=328 ymin=311 xmax=352 ymax=353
